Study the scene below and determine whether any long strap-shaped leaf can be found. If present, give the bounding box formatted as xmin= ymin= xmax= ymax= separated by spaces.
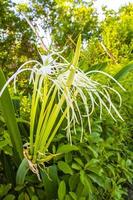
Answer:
xmin=16 ymin=158 xmax=29 ymax=185
xmin=38 ymin=35 xmax=82 ymax=154
xmin=32 ymin=35 xmax=81 ymax=161
xmin=114 ymin=62 xmax=133 ymax=80
xmin=0 ymin=69 xmax=23 ymax=162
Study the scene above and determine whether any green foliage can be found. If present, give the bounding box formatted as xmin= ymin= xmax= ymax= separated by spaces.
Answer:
xmin=57 ymin=144 xmax=79 ymax=153
xmin=0 ymin=184 xmax=12 ymax=198
xmin=0 ymin=69 xmax=23 ymax=161
xmin=27 ymin=0 xmax=98 ymax=47
xmin=101 ymin=4 xmax=133 ymax=64
xmin=0 ymin=1 xmax=133 ymax=200
xmin=58 ymin=180 xmax=66 ymax=200
xmin=0 ymin=129 xmax=12 ymax=155
xmin=16 ymin=158 xmax=29 ymax=185
xmin=114 ymin=61 xmax=133 ymax=80
xmin=41 ymin=165 xmax=58 ymax=199
xmin=0 ymin=0 xmax=38 ymax=70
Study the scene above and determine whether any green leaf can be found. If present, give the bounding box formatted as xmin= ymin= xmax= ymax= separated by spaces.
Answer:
xmin=15 ymin=185 xmax=25 ymax=192
xmin=16 ymin=158 xmax=29 ymax=185
xmin=18 ymin=192 xmax=25 ymax=200
xmin=76 ymin=182 xmax=84 ymax=198
xmin=71 ymin=163 xmax=82 ymax=170
xmin=114 ymin=62 xmax=133 ymax=80
xmin=0 ymin=140 xmax=8 ymax=149
xmin=69 ymin=192 xmax=77 ymax=200
xmin=2 ymin=154 xmax=16 ymax=184
xmin=18 ymin=192 xmax=30 ymax=200
xmin=107 ymin=164 xmax=115 ymax=176
xmin=2 ymin=145 xmax=13 ymax=156
xmin=65 ymin=195 xmax=72 ymax=200
xmin=80 ymin=170 xmax=93 ymax=194
xmin=90 ymin=62 xmax=108 ymax=71
xmin=88 ymin=173 xmax=106 ymax=189
xmin=69 ymin=174 xmax=79 ymax=191
xmin=87 ymin=146 xmax=98 ymax=158
xmin=58 ymin=180 xmax=66 ymax=200
xmin=85 ymin=159 xmax=102 ymax=175
xmin=74 ymin=158 xmax=84 ymax=167
xmin=3 ymin=194 xmax=15 ymax=200
xmin=117 ymin=178 xmax=126 ymax=184
xmin=41 ymin=165 xmax=58 ymax=199
xmin=31 ymin=195 xmax=39 ymax=200
xmin=58 ymin=161 xmax=73 ymax=175
xmin=65 ymin=152 xmax=72 ymax=163
xmin=57 ymin=144 xmax=79 ymax=154
xmin=85 ymin=159 xmax=99 ymax=169
xmin=24 ymin=193 xmax=30 ymax=200
xmin=123 ymin=170 xmax=133 ymax=184
xmin=0 ymin=131 xmax=12 ymax=155
xmin=0 ymin=69 xmax=23 ymax=161
xmin=72 ymin=34 xmax=81 ymax=68
xmin=0 ymin=184 xmax=12 ymax=198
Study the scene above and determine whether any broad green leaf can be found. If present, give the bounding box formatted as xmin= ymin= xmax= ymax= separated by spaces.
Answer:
xmin=85 ymin=159 xmax=99 ymax=169
xmin=90 ymin=62 xmax=108 ymax=71
xmin=41 ymin=165 xmax=58 ymax=199
xmin=16 ymin=158 xmax=29 ymax=185
xmin=18 ymin=192 xmax=25 ymax=200
xmin=0 ymin=131 xmax=12 ymax=154
xmin=65 ymin=195 xmax=72 ymax=200
xmin=2 ymin=154 xmax=16 ymax=183
xmin=69 ymin=192 xmax=77 ymax=200
xmin=74 ymin=158 xmax=84 ymax=167
xmin=48 ymin=165 xmax=59 ymax=184
xmin=0 ymin=69 xmax=23 ymax=161
xmin=0 ymin=184 xmax=12 ymax=198
xmin=58 ymin=180 xmax=66 ymax=200
xmin=15 ymin=185 xmax=25 ymax=192
xmin=88 ymin=173 xmax=106 ymax=189
xmin=65 ymin=152 xmax=72 ymax=163
xmin=58 ymin=161 xmax=73 ymax=175
xmin=114 ymin=62 xmax=133 ymax=80
xmin=69 ymin=174 xmax=79 ymax=191
xmin=57 ymin=144 xmax=79 ymax=154
xmin=76 ymin=182 xmax=84 ymax=198
xmin=16 ymin=191 xmax=30 ymax=200
xmin=0 ymin=115 xmax=5 ymax=123
xmin=31 ymin=195 xmax=39 ymax=200
xmin=71 ymin=163 xmax=82 ymax=171
xmin=84 ymin=159 xmax=102 ymax=175
xmin=24 ymin=193 xmax=30 ymax=200
xmin=85 ymin=166 xmax=103 ymax=176
xmin=87 ymin=146 xmax=98 ymax=158
xmin=80 ymin=170 xmax=93 ymax=194
xmin=2 ymin=145 xmax=13 ymax=156
xmin=0 ymin=137 xmax=10 ymax=149
xmin=107 ymin=164 xmax=115 ymax=176
xmin=3 ymin=194 xmax=15 ymax=200
xmin=123 ymin=170 xmax=133 ymax=184
xmin=117 ymin=178 xmax=126 ymax=184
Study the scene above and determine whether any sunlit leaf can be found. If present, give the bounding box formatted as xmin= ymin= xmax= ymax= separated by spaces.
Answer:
xmin=58 ymin=161 xmax=73 ymax=175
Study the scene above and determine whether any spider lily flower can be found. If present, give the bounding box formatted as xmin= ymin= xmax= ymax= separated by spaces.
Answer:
xmin=0 ymin=35 xmax=125 ymax=166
